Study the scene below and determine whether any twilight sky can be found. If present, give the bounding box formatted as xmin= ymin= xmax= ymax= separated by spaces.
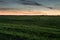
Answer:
xmin=0 ymin=0 xmax=60 ymax=15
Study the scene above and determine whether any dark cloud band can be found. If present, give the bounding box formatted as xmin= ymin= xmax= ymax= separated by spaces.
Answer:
xmin=19 ymin=0 xmax=41 ymax=6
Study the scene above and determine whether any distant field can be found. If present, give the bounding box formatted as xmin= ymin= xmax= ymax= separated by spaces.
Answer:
xmin=0 ymin=16 xmax=60 ymax=40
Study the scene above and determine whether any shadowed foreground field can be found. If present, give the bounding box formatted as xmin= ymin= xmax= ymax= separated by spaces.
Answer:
xmin=0 ymin=16 xmax=60 ymax=40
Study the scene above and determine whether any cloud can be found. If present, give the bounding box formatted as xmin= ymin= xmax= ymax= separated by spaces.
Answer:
xmin=0 ymin=8 xmax=16 ymax=10
xmin=0 ymin=0 xmax=60 ymax=10
xmin=18 ymin=0 xmax=43 ymax=6
xmin=0 ymin=0 xmax=4 ymax=2
xmin=45 ymin=7 xmax=53 ymax=9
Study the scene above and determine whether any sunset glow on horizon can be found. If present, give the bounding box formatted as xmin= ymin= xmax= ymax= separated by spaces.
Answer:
xmin=0 ymin=10 xmax=60 ymax=15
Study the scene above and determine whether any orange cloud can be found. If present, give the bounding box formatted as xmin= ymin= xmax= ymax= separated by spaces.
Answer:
xmin=0 ymin=10 xmax=60 ymax=15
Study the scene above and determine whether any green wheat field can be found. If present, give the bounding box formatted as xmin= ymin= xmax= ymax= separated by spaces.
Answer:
xmin=0 ymin=16 xmax=60 ymax=40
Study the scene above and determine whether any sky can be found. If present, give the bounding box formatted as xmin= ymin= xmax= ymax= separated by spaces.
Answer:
xmin=0 ymin=0 xmax=60 ymax=15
